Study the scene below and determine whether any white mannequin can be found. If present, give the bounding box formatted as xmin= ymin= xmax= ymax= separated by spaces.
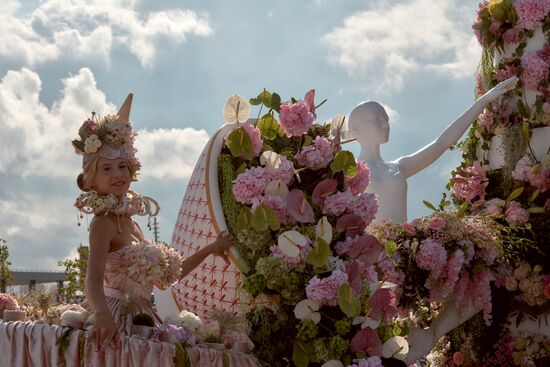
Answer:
xmin=347 ymin=77 xmax=519 ymax=224
xmin=347 ymin=77 xmax=519 ymax=364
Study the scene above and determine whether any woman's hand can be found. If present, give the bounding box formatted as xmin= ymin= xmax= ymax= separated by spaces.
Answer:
xmin=480 ymin=76 xmax=519 ymax=104
xmin=89 ymin=310 xmax=120 ymax=354
xmin=207 ymin=231 xmax=234 ymax=265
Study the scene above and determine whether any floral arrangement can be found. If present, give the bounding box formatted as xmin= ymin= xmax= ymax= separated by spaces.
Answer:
xmin=46 ymin=303 xmax=87 ymax=325
xmin=71 ymin=112 xmax=140 ymax=171
xmin=0 ymin=293 xmax=19 ymax=313
xmin=120 ymin=239 xmax=182 ymax=290
xmin=217 ymin=89 xmax=437 ymax=367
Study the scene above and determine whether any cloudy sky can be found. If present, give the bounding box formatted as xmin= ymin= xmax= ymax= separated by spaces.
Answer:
xmin=0 ymin=0 xmax=482 ymax=270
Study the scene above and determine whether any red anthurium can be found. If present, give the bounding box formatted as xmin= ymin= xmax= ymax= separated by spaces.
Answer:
xmin=346 ymin=260 xmax=364 ymax=296
xmin=347 ymin=234 xmax=382 ymax=266
xmin=312 ymin=179 xmax=338 ymax=207
xmin=335 ymin=213 xmax=366 ymax=237
xmin=350 ymin=327 xmax=382 ymax=356
xmin=369 ymin=288 xmax=399 ymax=324
xmin=304 ymin=89 xmax=316 ymax=117
xmin=286 ymin=189 xmax=315 ymax=223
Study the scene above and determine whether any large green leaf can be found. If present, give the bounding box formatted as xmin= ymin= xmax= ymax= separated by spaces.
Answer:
xmin=330 ymin=150 xmax=357 ymax=178
xmin=258 ymin=113 xmax=280 ymax=140
xmin=251 ymin=204 xmax=280 ymax=231
xmin=507 ymin=187 xmax=524 ymax=202
xmin=250 ymin=90 xmax=272 ymax=106
xmin=384 ymin=240 xmax=397 ymax=257
xmin=226 ymin=127 xmax=254 ymax=160
xmin=338 ymin=283 xmax=361 ymax=318
xmin=306 ymin=238 xmax=330 ymax=268
xmin=238 ymin=207 xmax=252 ymax=227
xmin=292 ymin=341 xmax=310 ymax=367
xmin=422 ymin=200 xmax=437 ymax=211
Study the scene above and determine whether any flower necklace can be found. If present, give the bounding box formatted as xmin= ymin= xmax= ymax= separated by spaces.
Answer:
xmin=74 ymin=189 xmax=160 ymax=231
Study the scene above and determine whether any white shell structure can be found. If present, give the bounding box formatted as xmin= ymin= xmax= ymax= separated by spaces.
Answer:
xmin=154 ymin=122 xmax=255 ymax=319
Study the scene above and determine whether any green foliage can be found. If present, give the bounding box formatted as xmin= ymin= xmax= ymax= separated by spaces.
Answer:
xmin=338 ymin=283 xmax=361 ymax=318
xmin=249 ymin=90 xmax=282 ymax=113
xmin=296 ymin=319 xmax=319 ymax=341
xmin=57 ymin=244 xmax=88 ymax=300
xmin=226 ymin=127 xmax=254 ymax=160
xmin=242 ymin=273 xmax=267 ymax=297
xmin=251 ymin=204 xmax=280 ymax=231
xmin=132 ymin=313 xmax=155 ymax=327
xmin=330 ymin=151 xmax=357 ymax=178
xmin=0 ymin=238 xmax=12 ymax=293
xmin=218 ymin=154 xmax=244 ymax=235
xmin=246 ymin=306 xmax=291 ymax=366
xmin=334 ymin=318 xmax=352 ymax=336
xmin=258 ymin=112 xmax=283 ymax=140
xmin=306 ymin=239 xmax=330 ymax=268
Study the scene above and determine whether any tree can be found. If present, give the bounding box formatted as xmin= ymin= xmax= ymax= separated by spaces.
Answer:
xmin=0 ymin=238 xmax=12 ymax=293
xmin=57 ymin=244 xmax=88 ymax=301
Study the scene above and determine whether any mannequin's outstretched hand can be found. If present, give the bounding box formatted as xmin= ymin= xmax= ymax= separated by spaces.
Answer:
xmin=208 ymin=231 xmax=234 ymax=265
xmin=480 ymin=76 xmax=518 ymax=104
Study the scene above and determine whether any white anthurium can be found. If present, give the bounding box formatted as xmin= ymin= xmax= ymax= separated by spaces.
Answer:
xmin=223 ymin=94 xmax=250 ymax=124
xmin=369 ymin=280 xmax=398 ymax=294
xmin=264 ymin=180 xmax=289 ymax=199
xmin=278 ymin=230 xmax=309 ymax=258
xmin=321 ymin=360 xmax=344 ymax=367
xmin=315 ymin=216 xmax=332 ymax=244
xmin=294 ymin=299 xmax=321 ymax=324
xmin=260 ymin=151 xmax=282 ymax=173
xmin=330 ymin=114 xmax=347 ymax=136
xmin=382 ymin=336 xmax=409 ymax=361
xmin=352 ymin=316 xmax=381 ymax=330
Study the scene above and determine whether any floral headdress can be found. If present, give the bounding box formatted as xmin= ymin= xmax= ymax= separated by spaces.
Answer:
xmin=72 ymin=94 xmax=141 ymax=173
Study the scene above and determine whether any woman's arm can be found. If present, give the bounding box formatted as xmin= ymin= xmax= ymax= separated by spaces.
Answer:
xmin=180 ymin=232 xmax=234 ymax=279
xmin=397 ymin=77 xmax=518 ymax=178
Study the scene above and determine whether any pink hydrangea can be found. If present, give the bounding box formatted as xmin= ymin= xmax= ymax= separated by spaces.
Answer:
xmin=78 ymin=118 xmax=98 ymax=138
xmin=335 ymin=236 xmax=356 ymax=256
xmin=483 ymin=198 xmax=506 ymax=216
xmin=266 ymin=155 xmax=294 ymax=185
xmin=345 ymin=160 xmax=370 ymax=195
xmin=348 ymin=357 xmax=383 ymax=367
xmin=270 ymin=242 xmax=312 ymax=270
xmin=322 ymin=190 xmax=354 ymax=216
xmin=416 ymin=239 xmax=447 ymax=278
xmin=502 ymin=28 xmax=518 ymax=44
xmin=494 ymin=65 xmax=517 ymax=82
xmin=279 ymin=100 xmax=314 ymax=137
xmin=512 ymin=155 xmax=532 ymax=181
xmin=429 ymin=249 xmax=465 ymax=300
xmin=305 ymin=270 xmax=348 ymax=306
xmin=521 ymin=53 xmax=549 ymax=90
xmin=252 ymin=195 xmax=295 ymax=225
xmin=295 ymin=136 xmax=333 ymax=170
xmin=478 ymin=108 xmax=494 ymax=130
xmin=401 ymin=221 xmax=416 ymax=236
xmin=0 ymin=293 xmax=18 ymax=310
xmin=451 ymin=161 xmax=489 ymax=203
xmin=347 ymin=193 xmax=379 ymax=227
xmin=505 ymin=201 xmax=530 ymax=226
xmin=242 ymin=123 xmax=262 ymax=157
xmin=232 ymin=167 xmax=269 ymax=205
xmin=513 ymin=0 xmax=550 ymax=30
xmin=429 ymin=216 xmax=446 ymax=231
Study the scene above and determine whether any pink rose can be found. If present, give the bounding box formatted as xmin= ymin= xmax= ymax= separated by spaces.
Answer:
xmin=428 ymin=216 xmax=446 ymax=230
xmin=453 ymin=351 xmax=464 ymax=365
xmin=504 ymin=201 xmax=530 ymax=226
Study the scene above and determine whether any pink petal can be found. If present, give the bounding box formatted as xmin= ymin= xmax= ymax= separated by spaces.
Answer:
xmin=347 ymin=234 xmax=382 ymax=266
xmin=350 ymin=327 xmax=382 ymax=356
xmin=304 ymin=89 xmax=316 ymax=115
xmin=286 ymin=189 xmax=315 ymax=223
xmin=336 ymin=213 xmax=366 ymax=237
xmin=312 ymin=179 xmax=338 ymax=207
xmin=346 ymin=260 xmax=364 ymax=296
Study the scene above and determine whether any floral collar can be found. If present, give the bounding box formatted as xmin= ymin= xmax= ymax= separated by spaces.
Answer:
xmin=74 ymin=189 xmax=160 ymax=219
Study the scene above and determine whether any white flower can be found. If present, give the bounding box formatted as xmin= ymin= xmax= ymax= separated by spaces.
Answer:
xmin=61 ymin=310 xmax=88 ymax=324
xmin=264 ymin=180 xmax=289 ymax=199
xmin=223 ymin=94 xmax=250 ymax=124
xmin=277 ymin=230 xmax=309 ymax=258
xmin=352 ymin=316 xmax=381 ymax=330
xmin=330 ymin=114 xmax=347 ymax=137
xmin=178 ymin=310 xmax=203 ymax=332
xmin=315 ymin=216 xmax=332 ymax=244
xmin=382 ymin=336 xmax=409 ymax=361
xmin=321 ymin=360 xmax=344 ymax=367
xmin=326 ymin=256 xmax=346 ymax=272
xmin=84 ymin=134 xmax=102 ymax=153
xmin=294 ymin=299 xmax=321 ymax=324
xmin=369 ymin=281 xmax=398 ymax=294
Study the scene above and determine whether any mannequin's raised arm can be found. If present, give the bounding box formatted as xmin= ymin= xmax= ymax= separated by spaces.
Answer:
xmin=396 ymin=77 xmax=518 ymax=178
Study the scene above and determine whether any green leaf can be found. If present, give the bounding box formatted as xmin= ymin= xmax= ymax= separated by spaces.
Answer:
xmin=338 ymin=283 xmax=361 ymax=318
xmin=306 ymin=238 xmax=330 ymax=268
xmin=238 ymin=207 xmax=252 ymax=226
xmin=258 ymin=113 xmax=280 ymax=140
xmin=385 ymin=240 xmax=397 ymax=257
xmin=303 ymin=135 xmax=313 ymax=146
xmin=528 ymin=206 xmax=545 ymax=213
xmin=533 ymin=264 xmax=543 ymax=273
xmin=270 ymin=93 xmax=282 ymax=113
xmin=517 ymin=100 xmax=529 ymax=118
xmin=422 ymin=200 xmax=437 ymax=211
xmin=251 ymin=204 xmax=280 ymax=231
xmin=226 ymin=127 xmax=254 ymax=160
xmin=292 ymin=341 xmax=310 ymax=367
xmin=457 ymin=201 xmax=469 ymax=217
xmin=529 ymin=188 xmax=540 ymax=204
xmin=507 ymin=187 xmax=524 ymax=202
xmin=522 ymin=121 xmax=531 ymax=142
xmin=330 ymin=151 xmax=357 ymax=178
xmin=236 ymin=163 xmax=247 ymax=176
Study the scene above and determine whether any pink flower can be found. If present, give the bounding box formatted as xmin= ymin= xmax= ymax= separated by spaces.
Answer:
xmin=78 ymin=119 xmax=98 ymax=138
xmin=252 ymin=196 xmax=295 ymax=225
xmin=350 ymin=327 xmax=382 ymax=356
xmin=504 ymin=201 xmax=530 ymax=226
xmin=347 ymin=193 xmax=379 ymax=226
xmin=502 ymin=28 xmax=518 ymax=44
xmin=369 ymin=288 xmax=398 ymax=324
xmin=401 ymin=222 xmax=416 ymax=235
xmin=322 ymin=190 xmax=354 ymax=216
xmin=232 ymin=167 xmax=269 ymax=205
xmin=266 ymin=155 xmax=294 ymax=185
xmin=429 ymin=216 xmax=446 ymax=231
xmin=512 ymin=156 xmax=532 ymax=181
xmin=0 ymin=293 xmax=18 ymax=310
xmin=305 ymin=270 xmax=348 ymax=306
xmin=513 ymin=0 xmax=550 ymax=30
xmin=544 ymin=283 xmax=550 ymax=299
xmin=453 ymin=351 xmax=464 ymax=366
xmin=349 ymin=357 xmax=383 ymax=367
xmin=522 ymin=53 xmax=549 ymax=90
xmin=312 ymin=178 xmax=338 ymax=207
xmin=345 ymin=160 xmax=370 ymax=195
xmin=483 ymin=198 xmax=506 ymax=216
xmin=336 ymin=213 xmax=366 ymax=238
xmin=416 ymin=239 xmax=447 ymax=278
xmin=478 ymin=108 xmax=494 ymax=130
xmin=304 ymin=89 xmax=316 ymax=117
xmin=279 ymin=100 xmax=314 ymax=137
xmin=451 ymin=161 xmax=489 ymax=203
xmin=295 ymin=136 xmax=333 ymax=170
xmin=346 ymin=234 xmax=382 ymax=267
xmin=243 ymin=123 xmax=262 ymax=157
xmin=286 ymin=189 xmax=315 ymax=223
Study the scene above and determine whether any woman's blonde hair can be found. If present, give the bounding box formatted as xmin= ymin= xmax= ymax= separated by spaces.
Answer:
xmin=76 ymin=156 xmax=137 ymax=192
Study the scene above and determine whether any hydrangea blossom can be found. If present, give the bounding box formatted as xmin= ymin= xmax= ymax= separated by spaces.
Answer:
xmin=345 ymin=160 xmax=370 ymax=195
xmin=242 ymin=123 xmax=263 ymax=157
xmin=296 ymin=136 xmax=333 ymax=170
xmin=305 ymin=270 xmax=348 ymax=307
xmin=521 ymin=53 xmax=549 ymax=90
xmin=504 ymin=200 xmax=530 ymax=226
xmin=279 ymin=100 xmax=315 ymax=137
xmin=232 ymin=167 xmax=269 ymax=205
xmin=451 ymin=161 xmax=489 ymax=203
xmin=416 ymin=239 xmax=447 ymax=278
xmin=513 ymin=0 xmax=550 ymax=30
xmin=322 ymin=190 xmax=354 ymax=216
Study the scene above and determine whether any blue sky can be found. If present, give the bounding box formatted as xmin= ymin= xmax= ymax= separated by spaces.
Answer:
xmin=0 ymin=0 xmax=482 ymax=270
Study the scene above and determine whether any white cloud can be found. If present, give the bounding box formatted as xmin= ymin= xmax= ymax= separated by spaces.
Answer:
xmin=0 ymin=1 xmax=213 ymax=68
xmin=323 ymin=0 xmax=481 ymax=93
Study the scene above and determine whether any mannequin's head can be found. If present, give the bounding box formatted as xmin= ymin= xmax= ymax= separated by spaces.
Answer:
xmin=348 ymin=101 xmax=389 ymax=145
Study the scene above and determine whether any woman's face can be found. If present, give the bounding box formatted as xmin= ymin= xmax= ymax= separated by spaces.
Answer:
xmin=349 ymin=102 xmax=390 ymax=144
xmin=91 ymin=157 xmax=132 ymax=195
